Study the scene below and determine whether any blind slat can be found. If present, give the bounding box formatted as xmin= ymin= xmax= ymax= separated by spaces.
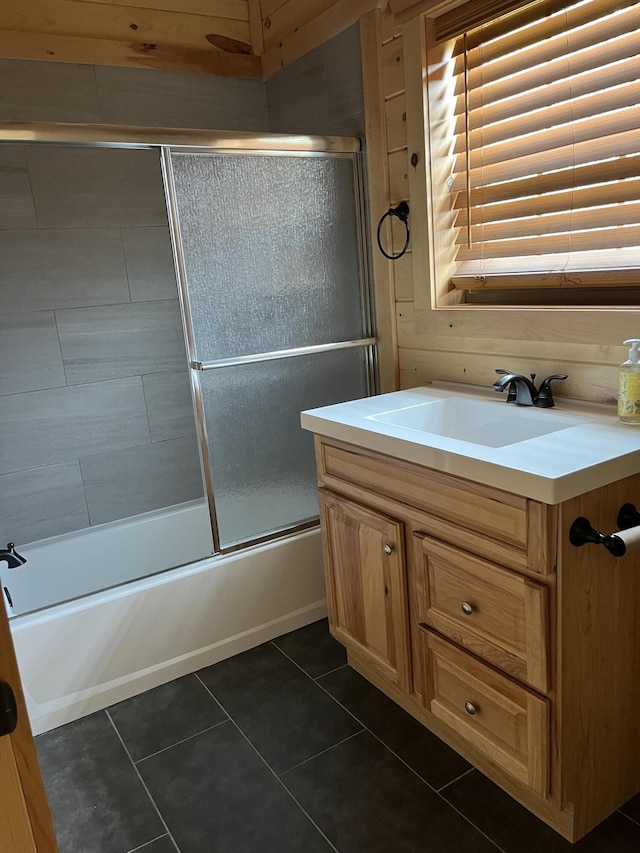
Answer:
xmin=452 ymin=268 xmax=640 ymax=290
xmin=453 ymin=155 xmax=640 ymax=209
xmin=455 ymin=201 xmax=640 ymax=244
xmin=438 ymin=0 xmax=564 ymax=44
xmin=455 ymin=224 xmax=640 ymax=260
xmin=450 ymin=127 xmax=639 ymax=193
xmin=453 ymin=105 xmax=639 ymax=173
xmin=455 ymin=0 xmax=638 ymax=75
xmin=453 ymin=76 xmax=640 ymax=155
xmin=456 ymin=247 xmax=640 ymax=274
xmin=455 ymin=177 xmax=640 ymax=225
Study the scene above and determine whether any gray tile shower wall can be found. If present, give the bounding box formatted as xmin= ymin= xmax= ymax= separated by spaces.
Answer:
xmin=265 ymin=25 xmax=364 ymax=137
xmin=0 ymin=144 xmax=203 ymax=547
xmin=0 ymin=59 xmax=268 ymax=129
xmin=0 ymin=25 xmax=363 ymax=548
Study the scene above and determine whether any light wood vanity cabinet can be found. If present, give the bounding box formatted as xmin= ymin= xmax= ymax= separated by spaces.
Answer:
xmin=313 ymin=434 xmax=640 ymax=843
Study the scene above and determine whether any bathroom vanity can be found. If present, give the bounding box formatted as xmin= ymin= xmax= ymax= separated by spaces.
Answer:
xmin=301 ymin=385 xmax=640 ymax=843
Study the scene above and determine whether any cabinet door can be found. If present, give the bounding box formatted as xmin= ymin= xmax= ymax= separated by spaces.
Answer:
xmin=318 ymin=489 xmax=411 ymax=689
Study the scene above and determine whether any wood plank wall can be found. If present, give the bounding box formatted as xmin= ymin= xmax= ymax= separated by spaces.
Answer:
xmin=362 ymin=5 xmax=637 ymax=404
xmin=0 ymin=0 xmax=261 ymax=77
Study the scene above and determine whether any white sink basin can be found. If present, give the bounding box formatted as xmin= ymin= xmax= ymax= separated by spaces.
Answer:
xmin=300 ymin=384 xmax=640 ymax=504
xmin=367 ymin=397 xmax=590 ymax=448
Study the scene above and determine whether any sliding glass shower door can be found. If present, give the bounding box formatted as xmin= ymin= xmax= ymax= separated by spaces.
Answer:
xmin=164 ymin=148 xmax=374 ymax=551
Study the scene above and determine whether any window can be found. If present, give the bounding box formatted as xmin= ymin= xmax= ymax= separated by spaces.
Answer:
xmin=425 ymin=0 xmax=640 ymax=305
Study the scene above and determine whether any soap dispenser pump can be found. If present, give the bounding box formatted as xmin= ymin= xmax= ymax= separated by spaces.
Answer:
xmin=618 ymin=339 xmax=640 ymax=424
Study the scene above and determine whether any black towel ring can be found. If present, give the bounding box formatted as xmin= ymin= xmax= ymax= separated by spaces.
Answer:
xmin=376 ymin=201 xmax=410 ymax=260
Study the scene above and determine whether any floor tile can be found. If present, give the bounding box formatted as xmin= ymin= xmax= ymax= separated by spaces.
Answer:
xmin=197 ymin=642 xmax=362 ymax=774
xmin=138 ymin=720 xmax=332 ymax=853
xmin=35 ymin=711 xmax=164 ymax=853
xmin=319 ymin=665 xmax=472 ymax=790
xmin=443 ymin=769 xmax=640 ymax=852
xmin=108 ymin=674 xmax=228 ymax=762
xmin=282 ymin=730 xmax=498 ymax=853
xmin=620 ymin=792 xmax=640 ymax=825
xmin=272 ymin=617 xmax=347 ymax=678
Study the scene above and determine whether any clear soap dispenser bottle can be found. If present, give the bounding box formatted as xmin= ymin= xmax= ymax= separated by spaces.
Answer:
xmin=618 ymin=339 xmax=640 ymax=424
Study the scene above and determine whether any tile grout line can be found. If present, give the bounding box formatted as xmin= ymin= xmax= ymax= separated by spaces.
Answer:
xmin=126 ymin=834 xmax=171 ymax=853
xmin=194 ymin=673 xmax=341 ymax=853
xmin=313 ymin=662 xmax=350 ymax=680
xmin=272 ymin=644 xmax=507 ymax=853
xmin=278 ymin=729 xmax=364 ymax=777
xmin=135 ymin=718 xmax=230 ymax=765
xmin=268 ymin=642 xmax=349 ymax=682
xmin=618 ymin=809 xmax=640 ymax=829
xmin=436 ymin=766 xmax=475 ymax=794
xmin=105 ymin=709 xmax=182 ymax=853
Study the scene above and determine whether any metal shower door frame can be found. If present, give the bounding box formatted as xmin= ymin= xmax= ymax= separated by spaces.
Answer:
xmin=161 ymin=144 xmax=377 ymax=555
xmin=0 ymin=122 xmax=377 ymax=557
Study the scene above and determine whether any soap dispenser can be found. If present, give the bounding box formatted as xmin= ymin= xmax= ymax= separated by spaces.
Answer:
xmin=618 ymin=339 xmax=640 ymax=424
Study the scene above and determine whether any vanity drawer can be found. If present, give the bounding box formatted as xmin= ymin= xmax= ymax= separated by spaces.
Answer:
xmin=318 ymin=440 xmax=528 ymax=545
xmin=414 ymin=536 xmax=549 ymax=692
xmin=422 ymin=631 xmax=549 ymax=798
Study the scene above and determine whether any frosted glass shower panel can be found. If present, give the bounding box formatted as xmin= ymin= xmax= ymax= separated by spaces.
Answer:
xmin=199 ymin=348 xmax=369 ymax=548
xmin=171 ymin=153 xmax=366 ymax=361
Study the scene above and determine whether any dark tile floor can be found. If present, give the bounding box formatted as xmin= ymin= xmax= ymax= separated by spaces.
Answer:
xmin=36 ymin=619 xmax=640 ymax=852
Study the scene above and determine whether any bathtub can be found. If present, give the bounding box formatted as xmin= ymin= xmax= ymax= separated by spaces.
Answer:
xmin=8 ymin=507 xmax=327 ymax=734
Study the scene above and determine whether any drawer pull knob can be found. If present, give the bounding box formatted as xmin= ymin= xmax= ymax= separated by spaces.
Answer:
xmin=461 ymin=601 xmax=474 ymax=616
xmin=383 ymin=544 xmax=394 ymax=556
xmin=464 ymin=701 xmax=478 ymax=716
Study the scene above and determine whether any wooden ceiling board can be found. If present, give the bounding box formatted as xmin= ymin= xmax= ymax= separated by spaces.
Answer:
xmin=0 ymin=29 xmax=262 ymax=76
xmin=263 ymin=0 xmax=337 ymax=52
xmin=2 ymin=0 xmax=251 ymax=48
xmin=74 ymin=0 xmax=250 ymax=20
xmin=0 ymin=0 xmax=261 ymax=75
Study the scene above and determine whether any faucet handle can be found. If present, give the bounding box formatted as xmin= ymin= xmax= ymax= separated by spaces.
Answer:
xmin=535 ymin=374 xmax=568 ymax=408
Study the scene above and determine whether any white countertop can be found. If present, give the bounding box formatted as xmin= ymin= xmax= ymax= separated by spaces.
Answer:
xmin=301 ymin=384 xmax=640 ymax=504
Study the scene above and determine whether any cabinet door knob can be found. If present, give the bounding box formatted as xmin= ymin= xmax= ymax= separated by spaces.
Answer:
xmin=464 ymin=701 xmax=477 ymax=716
xmin=383 ymin=544 xmax=394 ymax=556
xmin=461 ymin=601 xmax=474 ymax=616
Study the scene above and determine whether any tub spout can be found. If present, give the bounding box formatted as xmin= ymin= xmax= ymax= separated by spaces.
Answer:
xmin=0 ymin=543 xmax=27 ymax=569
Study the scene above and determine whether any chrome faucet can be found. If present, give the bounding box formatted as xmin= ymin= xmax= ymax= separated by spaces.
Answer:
xmin=0 ymin=543 xmax=26 ymax=569
xmin=493 ymin=370 xmax=567 ymax=407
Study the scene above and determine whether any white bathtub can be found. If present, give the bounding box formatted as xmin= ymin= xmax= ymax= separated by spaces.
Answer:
xmin=8 ymin=511 xmax=327 ymax=734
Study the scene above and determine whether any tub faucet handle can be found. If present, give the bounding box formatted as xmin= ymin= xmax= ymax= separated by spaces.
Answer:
xmin=0 ymin=543 xmax=27 ymax=569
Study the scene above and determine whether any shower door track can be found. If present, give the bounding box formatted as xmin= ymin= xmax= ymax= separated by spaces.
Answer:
xmin=0 ymin=121 xmax=376 ymax=557
xmin=0 ymin=121 xmax=361 ymax=153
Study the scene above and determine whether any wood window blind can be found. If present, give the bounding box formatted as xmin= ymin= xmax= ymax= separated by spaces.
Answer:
xmin=431 ymin=0 xmax=640 ymax=291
